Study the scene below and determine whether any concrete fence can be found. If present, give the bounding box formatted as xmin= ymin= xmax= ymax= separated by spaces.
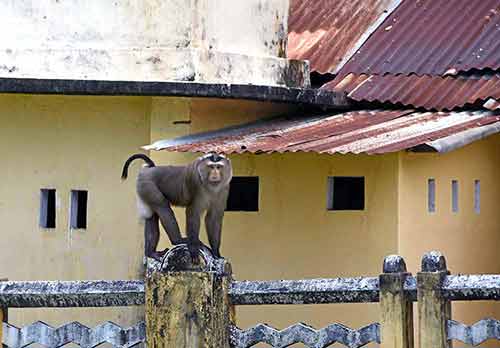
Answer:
xmin=0 ymin=247 xmax=498 ymax=347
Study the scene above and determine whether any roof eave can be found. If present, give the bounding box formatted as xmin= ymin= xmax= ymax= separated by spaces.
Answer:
xmin=410 ymin=121 xmax=500 ymax=153
xmin=0 ymin=77 xmax=351 ymax=108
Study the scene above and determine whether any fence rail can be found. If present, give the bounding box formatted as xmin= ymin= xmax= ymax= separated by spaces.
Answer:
xmin=0 ymin=280 xmax=144 ymax=307
xmin=443 ymin=274 xmax=500 ymax=301
xmin=1 ymin=274 xmax=497 ymax=308
xmin=0 ymin=249 xmax=498 ymax=348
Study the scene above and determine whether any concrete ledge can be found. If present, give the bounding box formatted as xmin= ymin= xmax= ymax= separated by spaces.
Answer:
xmin=0 ymin=78 xmax=350 ymax=108
xmin=0 ymin=48 xmax=310 ymax=87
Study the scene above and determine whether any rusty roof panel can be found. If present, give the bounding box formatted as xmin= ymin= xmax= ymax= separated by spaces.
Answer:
xmin=323 ymin=73 xmax=500 ymax=111
xmin=287 ymin=0 xmax=401 ymax=74
xmin=339 ymin=0 xmax=500 ymax=76
xmin=484 ymin=98 xmax=500 ymax=110
xmin=145 ymin=110 xmax=500 ymax=155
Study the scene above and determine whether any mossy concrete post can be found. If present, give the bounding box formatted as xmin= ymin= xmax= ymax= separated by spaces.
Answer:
xmin=417 ymin=251 xmax=451 ymax=348
xmin=0 ymin=278 xmax=7 ymax=347
xmin=145 ymin=246 xmax=233 ymax=348
xmin=0 ymin=304 xmax=3 ymax=347
xmin=379 ymin=255 xmax=414 ymax=348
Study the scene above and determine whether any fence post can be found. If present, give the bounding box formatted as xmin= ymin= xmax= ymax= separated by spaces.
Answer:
xmin=145 ymin=246 xmax=233 ymax=348
xmin=0 ymin=278 xmax=7 ymax=348
xmin=417 ymin=251 xmax=451 ymax=348
xmin=379 ymin=255 xmax=414 ymax=348
xmin=0 ymin=307 xmax=6 ymax=348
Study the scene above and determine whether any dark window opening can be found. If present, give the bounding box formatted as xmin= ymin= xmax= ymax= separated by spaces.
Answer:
xmin=226 ymin=177 xmax=259 ymax=212
xmin=70 ymin=190 xmax=88 ymax=229
xmin=40 ymin=189 xmax=56 ymax=228
xmin=327 ymin=177 xmax=365 ymax=211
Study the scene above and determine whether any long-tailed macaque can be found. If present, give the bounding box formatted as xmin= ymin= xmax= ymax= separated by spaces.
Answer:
xmin=121 ymin=153 xmax=232 ymax=262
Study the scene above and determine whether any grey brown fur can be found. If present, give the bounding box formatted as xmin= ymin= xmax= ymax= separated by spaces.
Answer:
xmin=122 ymin=153 xmax=232 ymax=261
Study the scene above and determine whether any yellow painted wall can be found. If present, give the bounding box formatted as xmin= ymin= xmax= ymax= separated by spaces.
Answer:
xmin=147 ymin=97 xmax=399 ymax=335
xmin=398 ymin=134 xmax=500 ymax=345
xmin=0 ymin=94 xmax=150 ymax=327
xmin=148 ymin=97 xmax=500 ymax=341
xmin=1 ymin=93 xmax=498 ymax=343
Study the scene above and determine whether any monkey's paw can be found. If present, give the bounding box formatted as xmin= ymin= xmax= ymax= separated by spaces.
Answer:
xmin=149 ymin=250 xmax=169 ymax=261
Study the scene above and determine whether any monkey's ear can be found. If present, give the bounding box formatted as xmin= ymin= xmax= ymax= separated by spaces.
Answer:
xmin=196 ymin=161 xmax=205 ymax=182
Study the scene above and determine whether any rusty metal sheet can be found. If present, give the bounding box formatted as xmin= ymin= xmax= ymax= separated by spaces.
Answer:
xmin=484 ymin=97 xmax=500 ymax=110
xmin=323 ymin=73 xmax=500 ymax=111
xmin=145 ymin=110 xmax=500 ymax=155
xmin=287 ymin=0 xmax=402 ymax=74
xmin=338 ymin=0 xmax=500 ymax=76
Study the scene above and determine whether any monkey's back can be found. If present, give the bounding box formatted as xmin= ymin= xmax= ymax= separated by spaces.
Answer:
xmin=137 ymin=165 xmax=196 ymax=207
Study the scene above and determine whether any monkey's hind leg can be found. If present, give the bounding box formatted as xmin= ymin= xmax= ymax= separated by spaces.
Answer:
xmin=141 ymin=182 xmax=187 ymax=247
xmin=154 ymin=204 xmax=188 ymax=246
xmin=144 ymin=213 xmax=168 ymax=261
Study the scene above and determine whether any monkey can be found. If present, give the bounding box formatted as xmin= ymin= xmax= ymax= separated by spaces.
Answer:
xmin=121 ymin=153 xmax=232 ymax=262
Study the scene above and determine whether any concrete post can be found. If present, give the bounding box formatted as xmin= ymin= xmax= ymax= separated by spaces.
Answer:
xmin=379 ymin=255 xmax=414 ymax=348
xmin=0 ymin=278 xmax=7 ymax=348
xmin=145 ymin=246 xmax=233 ymax=348
xmin=417 ymin=251 xmax=451 ymax=348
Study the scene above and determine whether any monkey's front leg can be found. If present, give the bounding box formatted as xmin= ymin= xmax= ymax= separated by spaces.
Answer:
xmin=205 ymin=207 xmax=224 ymax=258
xmin=186 ymin=205 xmax=202 ymax=264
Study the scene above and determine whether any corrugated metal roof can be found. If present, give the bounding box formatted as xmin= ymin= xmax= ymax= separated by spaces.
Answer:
xmin=323 ymin=73 xmax=500 ymax=111
xmin=145 ymin=110 xmax=500 ymax=155
xmin=287 ymin=0 xmax=402 ymax=74
xmin=338 ymin=0 xmax=500 ymax=76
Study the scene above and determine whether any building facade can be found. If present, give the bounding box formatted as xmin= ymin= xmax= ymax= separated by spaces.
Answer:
xmin=0 ymin=0 xmax=498 ymax=338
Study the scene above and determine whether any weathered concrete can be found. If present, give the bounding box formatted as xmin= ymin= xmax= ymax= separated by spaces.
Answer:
xmin=417 ymin=251 xmax=451 ymax=348
xmin=145 ymin=247 xmax=233 ymax=348
xmin=0 ymin=0 xmax=309 ymax=87
xmin=0 ymin=305 xmax=3 ymax=348
xmin=0 ymin=77 xmax=346 ymax=107
xmin=230 ymin=277 xmax=380 ymax=305
xmin=447 ymin=318 xmax=500 ymax=346
xmin=379 ymin=255 xmax=413 ymax=348
xmin=0 ymin=272 xmax=495 ymax=309
xmin=230 ymin=322 xmax=380 ymax=348
xmin=443 ymin=274 xmax=500 ymax=301
xmin=2 ymin=321 xmax=145 ymax=348
xmin=0 ymin=280 xmax=144 ymax=308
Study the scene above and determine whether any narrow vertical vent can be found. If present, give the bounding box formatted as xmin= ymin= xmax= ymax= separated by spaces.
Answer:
xmin=428 ymin=179 xmax=436 ymax=213
xmin=474 ymin=180 xmax=480 ymax=214
xmin=451 ymin=180 xmax=458 ymax=213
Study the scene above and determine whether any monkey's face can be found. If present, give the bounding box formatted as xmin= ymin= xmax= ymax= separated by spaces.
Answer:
xmin=207 ymin=162 xmax=224 ymax=183
xmin=197 ymin=153 xmax=232 ymax=189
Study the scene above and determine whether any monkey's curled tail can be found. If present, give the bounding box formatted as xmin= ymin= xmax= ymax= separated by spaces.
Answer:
xmin=121 ymin=154 xmax=156 ymax=180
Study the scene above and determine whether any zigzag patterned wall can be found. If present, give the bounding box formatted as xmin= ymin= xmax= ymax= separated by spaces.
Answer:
xmin=2 ymin=321 xmax=145 ymax=348
xmin=448 ymin=318 xmax=500 ymax=346
xmin=230 ymin=322 xmax=380 ymax=348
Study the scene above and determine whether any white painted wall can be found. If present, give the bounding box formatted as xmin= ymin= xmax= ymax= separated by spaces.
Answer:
xmin=0 ymin=0 xmax=309 ymax=86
